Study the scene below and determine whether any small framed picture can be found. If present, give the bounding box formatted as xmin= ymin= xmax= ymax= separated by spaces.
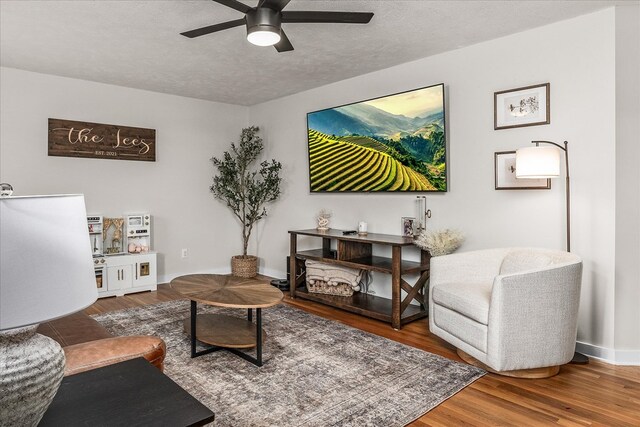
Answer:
xmin=494 ymin=151 xmax=551 ymax=190
xmin=494 ymin=83 xmax=550 ymax=130
xmin=401 ymin=217 xmax=415 ymax=237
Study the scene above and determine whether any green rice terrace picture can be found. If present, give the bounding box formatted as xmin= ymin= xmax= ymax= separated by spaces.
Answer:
xmin=307 ymin=83 xmax=446 ymax=192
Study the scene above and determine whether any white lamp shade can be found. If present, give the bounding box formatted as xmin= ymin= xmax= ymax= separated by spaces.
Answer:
xmin=0 ymin=194 xmax=97 ymax=330
xmin=515 ymin=146 xmax=561 ymax=178
xmin=247 ymin=29 xmax=281 ymax=46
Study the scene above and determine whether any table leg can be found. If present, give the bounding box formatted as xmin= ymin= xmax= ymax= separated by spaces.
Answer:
xmin=190 ymin=300 xmax=197 ymax=358
xmin=256 ymin=308 xmax=263 ymax=367
xmin=391 ymin=246 xmax=402 ymax=329
xmin=391 ymin=246 xmax=402 ymax=330
xmin=189 ymin=301 xmax=222 ymax=359
xmin=290 ymin=233 xmax=298 ymax=298
xmin=189 ymin=303 xmax=264 ymax=366
xmin=420 ymin=250 xmax=431 ymax=311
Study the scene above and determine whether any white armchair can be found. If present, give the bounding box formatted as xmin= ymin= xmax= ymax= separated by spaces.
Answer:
xmin=429 ymin=248 xmax=582 ymax=378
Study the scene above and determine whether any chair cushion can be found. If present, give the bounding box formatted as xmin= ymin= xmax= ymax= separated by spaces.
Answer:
xmin=432 ymin=305 xmax=488 ymax=353
xmin=499 ymin=250 xmax=552 ymax=275
xmin=431 ymin=282 xmax=492 ymax=325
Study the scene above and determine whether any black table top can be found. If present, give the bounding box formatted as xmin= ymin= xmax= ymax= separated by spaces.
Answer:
xmin=39 ymin=357 xmax=215 ymax=427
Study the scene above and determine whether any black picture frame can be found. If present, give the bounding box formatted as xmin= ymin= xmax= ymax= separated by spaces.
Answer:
xmin=494 ymin=83 xmax=550 ymax=130
xmin=306 ymin=83 xmax=447 ymax=193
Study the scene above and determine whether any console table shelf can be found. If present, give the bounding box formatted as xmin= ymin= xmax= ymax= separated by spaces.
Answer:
xmin=295 ymin=249 xmax=425 ymax=274
xmin=294 ymin=287 xmax=427 ymax=325
xmin=289 ymin=229 xmax=431 ymax=329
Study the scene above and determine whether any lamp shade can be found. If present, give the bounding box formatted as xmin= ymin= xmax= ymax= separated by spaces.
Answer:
xmin=0 ymin=194 xmax=97 ymax=330
xmin=515 ymin=146 xmax=560 ymax=178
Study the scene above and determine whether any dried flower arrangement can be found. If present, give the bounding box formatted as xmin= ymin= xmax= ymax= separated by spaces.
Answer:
xmin=414 ymin=229 xmax=465 ymax=256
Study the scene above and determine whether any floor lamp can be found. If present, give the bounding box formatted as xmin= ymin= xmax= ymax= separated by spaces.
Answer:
xmin=515 ymin=140 xmax=588 ymax=364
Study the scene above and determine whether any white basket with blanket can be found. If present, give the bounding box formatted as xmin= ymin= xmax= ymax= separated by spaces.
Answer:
xmin=305 ymin=260 xmax=363 ymax=297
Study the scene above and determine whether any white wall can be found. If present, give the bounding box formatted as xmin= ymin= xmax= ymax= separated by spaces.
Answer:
xmin=249 ymin=10 xmax=620 ymax=354
xmin=614 ymin=3 xmax=640 ymax=359
xmin=0 ymin=67 xmax=249 ymax=281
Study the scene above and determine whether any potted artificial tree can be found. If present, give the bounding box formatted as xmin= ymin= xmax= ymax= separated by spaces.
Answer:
xmin=210 ymin=126 xmax=282 ymax=277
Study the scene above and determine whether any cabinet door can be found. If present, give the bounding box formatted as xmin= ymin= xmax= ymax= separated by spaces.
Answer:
xmin=132 ymin=254 xmax=157 ymax=288
xmin=107 ymin=265 xmax=132 ymax=291
xmin=107 ymin=266 xmax=122 ymax=291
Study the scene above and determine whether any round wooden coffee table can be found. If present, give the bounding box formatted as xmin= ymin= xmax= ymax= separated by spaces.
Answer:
xmin=170 ymin=274 xmax=283 ymax=367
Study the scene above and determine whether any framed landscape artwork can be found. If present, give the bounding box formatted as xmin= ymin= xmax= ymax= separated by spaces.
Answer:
xmin=494 ymin=151 xmax=551 ymax=190
xmin=307 ymin=83 xmax=447 ymax=192
xmin=494 ymin=83 xmax=550 ymax=130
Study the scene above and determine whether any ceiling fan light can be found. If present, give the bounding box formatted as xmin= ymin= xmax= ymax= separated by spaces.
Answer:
xmin=247 ymin=29 xmax=281 ymax=46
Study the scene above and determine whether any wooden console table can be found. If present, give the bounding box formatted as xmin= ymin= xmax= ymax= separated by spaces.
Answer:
xmin=289 ymin=229 xmax=431 ymax=329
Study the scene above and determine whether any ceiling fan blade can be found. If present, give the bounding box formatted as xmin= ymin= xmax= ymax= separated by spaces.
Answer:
xmin=281 ymin=11 xmax=374 ymax=24
xmin=274 ymin=29 xmax=294 ymax=52
xmin=258 ymin=0 xmax=292 ymax=12
xmin=180 ymin=18 xmax=245 ymax=38
xmin=211 ymin=0 xmax=252 ymax=14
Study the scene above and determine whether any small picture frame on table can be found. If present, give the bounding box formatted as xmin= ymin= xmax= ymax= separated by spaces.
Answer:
xmin=494 ymin=83 xmax=550 ymax=130
xmin=401 ymin=217 xmax=415 ymax=237
xmin=494 ymin=151 xmax=551 ymax=190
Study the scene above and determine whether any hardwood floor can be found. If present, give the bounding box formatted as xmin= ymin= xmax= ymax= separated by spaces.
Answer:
xmin=86 ymin=284 xmax=640 ymax=426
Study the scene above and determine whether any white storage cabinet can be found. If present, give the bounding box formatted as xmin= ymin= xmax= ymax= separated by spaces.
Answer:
xmin=99 ymin=252 xmax=157 ymax=298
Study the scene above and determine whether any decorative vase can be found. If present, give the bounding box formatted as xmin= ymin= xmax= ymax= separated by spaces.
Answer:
xmin=0 ymin=325 xmax=65 ymax=426
xmin=231 ymin=255 xmax=258 ymax=278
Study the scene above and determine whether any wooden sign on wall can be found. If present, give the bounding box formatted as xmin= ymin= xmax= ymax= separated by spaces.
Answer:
xmin=48 ymin=118 xmax=156 ymax=162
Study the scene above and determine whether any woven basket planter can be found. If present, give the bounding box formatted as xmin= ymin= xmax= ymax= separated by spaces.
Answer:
xmin=231 ymin=255 xmax=258 ymax=278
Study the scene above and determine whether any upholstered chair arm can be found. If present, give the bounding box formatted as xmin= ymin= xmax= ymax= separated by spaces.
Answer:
xmin=63 ymin=336 xmax=166 ymax=376
xmin=430 ymin=248 xmax=510 ymax=287
xmin=486 ymin=262 xmax=583 ymax=371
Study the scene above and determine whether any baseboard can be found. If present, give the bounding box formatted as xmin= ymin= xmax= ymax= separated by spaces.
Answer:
xmin=576 ymin=341 xmax=640 ymax=366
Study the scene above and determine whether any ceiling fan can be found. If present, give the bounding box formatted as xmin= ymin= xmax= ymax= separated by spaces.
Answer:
xmin=181 ymin=0 xmax=374 ymax=52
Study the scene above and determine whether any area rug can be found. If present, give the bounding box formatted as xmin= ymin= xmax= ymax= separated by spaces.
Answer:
xmin=93 ymin=300 xmax=484 ymax=426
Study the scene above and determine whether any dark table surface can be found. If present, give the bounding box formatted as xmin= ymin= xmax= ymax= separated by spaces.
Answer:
xmin=39 ymin=357 xmax=215 ymax=427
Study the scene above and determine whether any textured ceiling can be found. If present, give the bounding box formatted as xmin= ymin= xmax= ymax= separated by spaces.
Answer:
xmin=0 ymin=1 xmax=619 ymax=106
